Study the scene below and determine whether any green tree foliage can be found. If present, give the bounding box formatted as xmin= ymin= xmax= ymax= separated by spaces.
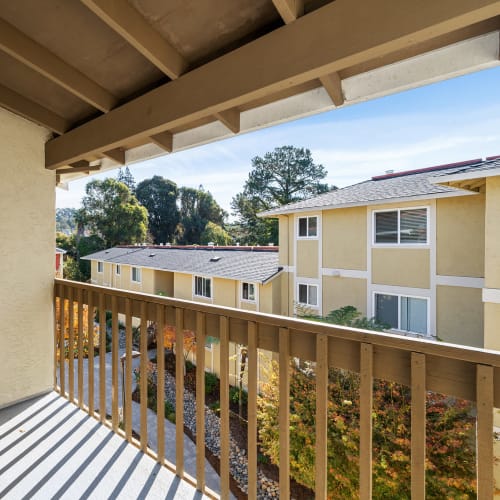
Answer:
xmin=116 ymin=166 xmax=136 ymax=191
xmin=231 ymin=146 xmax=332 ymax=245
xmin=257 ymin=307 xmax=476 ymax=498
xmin=177 ymin=186 xmax=226 ymax=244
xmin=78 ymin=178 xmax=148 ymax=247
xmin=135 ymin=176 xmax=180 ymax=244
xmin=200 ymin=221 xmax=232 ymax=245
xmin=56 ymin=207 xmax=78 ymax=234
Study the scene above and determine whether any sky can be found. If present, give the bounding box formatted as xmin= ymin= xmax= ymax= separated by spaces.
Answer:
xmin=56 ymin=65 xmax=500 ymax=218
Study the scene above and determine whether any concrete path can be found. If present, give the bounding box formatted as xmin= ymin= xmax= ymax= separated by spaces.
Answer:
xmin=62 ymin=348 xmax=224 ymax=496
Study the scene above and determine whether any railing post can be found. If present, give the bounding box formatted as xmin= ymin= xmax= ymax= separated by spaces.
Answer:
xmin=195 ymin=311 xmax=206 ymax=492
xmin=175 ymin=307 xmax=185 ymax=478
xmin=124 ymin=298 xmax=133 ymax=441
xmin=359 ymin=343 xmax=373 ymax=499
xmin=315 ymin=333 xmax=328 ymax=500
xmin=59 ymin=286 xmax=66 ymax=398
xmin=411 ymin=352 xmax=426 ymax=499
xmin=156 ymin=303 xmax=165 ymax=463
xmin=247 ymin=321 xmax=258 ymax=499
xmin=140 ymin=301 xmax=148 ymax=452
xmin=68 ymin=286 xmax=75 ymax=402
xmin=279 ymin=327 xmax=290 ymax=499
xmin=219 ymin=316 xmax=230 ymax=500
xmin=99 ymin=292 xmax=106 ymax=424
xmin=77 ymin=287 xmax=84 ymax=409
xmin=476 ymin=364 xmax=494 ymax=500
xmin=53 ymin=284 xmax=59 ymax=391
xmin=87 ymin=289 xmax=94 ymax=416
xmin=111 ymin=294 xmax=119 ymax=431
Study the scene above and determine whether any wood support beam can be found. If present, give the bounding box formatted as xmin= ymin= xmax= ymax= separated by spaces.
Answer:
xmin=0 ymin=83 xmax=70 ymax=134
xmin=0 ymin=18 xmax=117 ymax=112
xmin=81 ymin=0 xmax=188 ymax=79
xmin=56 ymin=164 xmax=101 ymax=175
xmin=45 ymin=0 xmax=500 ymax=169
xmin=102 ymin=148 xmax=125 ymax=165
xmin=214 ymin=108 xmax=240 ymax=134
xmin=150 ymin=131 xmax=173 ymax=152
xmin=272 ymin=0 xmax=304 ymax=24
xmin=319 ymin=72 xmax=344 ymax=106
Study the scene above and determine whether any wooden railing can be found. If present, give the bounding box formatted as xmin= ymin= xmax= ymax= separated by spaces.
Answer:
xmin=54 ymin=278 xmax=500 ymax=499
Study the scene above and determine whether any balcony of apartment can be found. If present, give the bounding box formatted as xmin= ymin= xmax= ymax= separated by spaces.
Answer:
xmin=2 ymin=278 xmax=499 ymax=499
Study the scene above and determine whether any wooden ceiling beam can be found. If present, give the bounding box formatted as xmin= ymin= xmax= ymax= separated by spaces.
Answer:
xmin=0 ymin=18 xmax=117 ymax=112
xmin=151 ymin=131 xmax=173 ymax=152
xmin=102 ymin=147 xmax=125 ymax=165
xmin=319 ymin=72 xmax=344 ymax=106
xmin=272 ymin=0 xmax=304 ymax=24
xmin=81 ymin=0 xmax=188 ymax=80
xmin=0 ymin=83 xmax=70 ymax=134
xmin=214 ymin=108 xmax=240 ymax=134
xmin=57 ymin=164 xmax=101 ymax=174
xmin=45 ymin=0 xmax=500 ymax=169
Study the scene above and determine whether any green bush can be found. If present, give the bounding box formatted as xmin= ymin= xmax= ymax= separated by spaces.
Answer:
xmin=205 ymin=372 xmax=218 ymax=395
xmin=229 ymin=386 xmax=248 ymax=405
xmin=164 ymin=401 xmax=175 ymax=423
xmin=185 ymin=360 xmax=195 ymax=372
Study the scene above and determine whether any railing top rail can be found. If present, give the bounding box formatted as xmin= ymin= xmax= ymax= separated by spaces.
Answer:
xmin=55 ymin=278 xmax=500 ymax=368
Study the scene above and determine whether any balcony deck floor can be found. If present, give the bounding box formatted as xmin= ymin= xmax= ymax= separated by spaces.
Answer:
xmin=0 ymin=392 xmax=207 ymax=499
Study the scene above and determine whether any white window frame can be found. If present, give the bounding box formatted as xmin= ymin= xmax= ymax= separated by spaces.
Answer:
xmin=372 ymin=291 xmax=430 ymax=335
xmin=297 ymin=283 xmax=319 ymax=307
xmin=115 ymin=264 xmax=121 ymax=276
xmin=194 ymin=276 xmax=212 ymax=299
xmin=297 ymin=215 xmax=318 ymax=239
xmin=372 ymin=206 xmax=429 ymax=246
xmin=131 ymin=266 xmax=141 ymax=283
xmin=241 ymin=281 xmax=257 ymax=303
xmin=97 ymin=261 xmax=103 ymax=273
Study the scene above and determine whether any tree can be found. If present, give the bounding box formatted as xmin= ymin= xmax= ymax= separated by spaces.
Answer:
xmin=78 ymin=178 xmax=148 ymax=247
xmin=231 ymin=146 xmax=332 ymax=245
xmin=56 ymin=207 xmax=78 ymax=234
xmin=116 ymin=166 xmax=136 ymax=191
xmin=257 ymin=307 xmax=476 ymax=498
xmin=177 ymin=186 xmax=226 ymax=244
xmin=135 ymin=176 xmax=180 ymax=244
xmin=200 ymin=221 xmax=232 ymax=245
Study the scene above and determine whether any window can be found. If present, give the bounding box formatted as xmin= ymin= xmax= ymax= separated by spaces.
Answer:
xmin=194 ymin=276 xmax=212 ymax=298
xmin=116 ymin=264 xmax=121 ymax=275
xmin=374 ymin=293 xmax=428 ymax=334
xmin=298 ymin=216 xmax=318 ymax=238
xmin=97 ymin=261 xmax=103 ymax=273
xmin=131 ymin=267 xmax=141 ymax=283
xmin=298 ymin=283 xmax=318 ymax=306
xmin=242 ymin=282 xmax=256 ymax=301
xmin=374 ymin=208 xmax=428 ymax=244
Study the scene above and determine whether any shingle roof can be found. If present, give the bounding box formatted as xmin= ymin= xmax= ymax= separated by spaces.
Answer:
xmin=260 ymin=157 xmax=499 ymax=217
xmin=82 ymin=246 xmax=281 ymax=284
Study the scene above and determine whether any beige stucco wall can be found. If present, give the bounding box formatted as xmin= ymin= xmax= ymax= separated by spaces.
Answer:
xmin=278 ymin=216 xmax=291 ymax=266
xmin=155 ymin=270 xmax=174 ymax=297
xmin=0 ymin=109 xmax=54 ymax=407
xmin=296 ymin=239 xmax=318 ymax=278
xmin=280 ymin=272 xmax=292 ymax=316
xmin=322 ymin=276 xmax=367 ymax=315
xmin=485 ymin=177 xmax=500 ymax=288
xmin=213 ymin=278 xmax=236 ymax=308
xmin=436 ymin=286 xmax=483 ymax=347
xmin=372 ymin=248 xmax=430 ymax=289
xmin=174 ymin=273 xmax=193 ymax=300
xmin=260 ymin=282 xmax=273 ymax=314
xmin=323 ymin=207 xmax=367 ymax=270
xmin=436 ymin=195 xmax=485 ymax=277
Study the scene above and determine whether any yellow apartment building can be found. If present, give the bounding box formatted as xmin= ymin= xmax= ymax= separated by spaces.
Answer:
xmin=84 ymin=245 xmax=282 ymax=385
xmin=261 ymin=156 xmax=500 ymax=349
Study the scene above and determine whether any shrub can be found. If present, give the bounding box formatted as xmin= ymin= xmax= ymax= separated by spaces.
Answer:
xmin=164 ymin=401 xmax=175 ymax=423
xmin=205 ymin=372 xmax=218 ymax=395
xmin=229 ymin=386 xmax=248 ymax=405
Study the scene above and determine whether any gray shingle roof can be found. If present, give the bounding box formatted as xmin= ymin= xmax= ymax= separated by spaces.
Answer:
xmin=260 ymin=158 xmax=499 ymax=217
xmin=82 ymin=247 xmax=281 ymax=284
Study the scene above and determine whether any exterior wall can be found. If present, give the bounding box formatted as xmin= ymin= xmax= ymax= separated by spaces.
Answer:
xmin=174 ymin=273 xmax=193 ymax=300
xmin=213 ymin=278 xmax=236 ymax=308
xmin=323 ymin=207 xmax=367 ymax=270
xmin=436 ymin=195 xmax=484 ymax=277
xmin=0 ymin=109 xmax=54 ymax=407
xmin=296 ymin=239 xmax=319 ymax=278
xmin=260 ymin=282 xmax=273 ymax=314
xmin=155 ymin=270 xmax=174 ymax=297
xmin=372 ymin=248 xmax=430 ymax=289
xmin=436 ymin=286 xmax=483 ymax=347
xmin=322 ymin=276 xmax=367 ymax=315
xmin=278 ymin=216 xmax=291 ymax=266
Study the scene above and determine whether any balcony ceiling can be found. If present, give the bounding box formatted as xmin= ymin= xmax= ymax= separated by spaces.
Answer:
xmin=0 ymin=0 xmax=499 ymax=180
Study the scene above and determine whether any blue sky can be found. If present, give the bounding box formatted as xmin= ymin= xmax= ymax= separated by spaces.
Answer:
xmin=57 ymin=65 xmax=500 ymax=218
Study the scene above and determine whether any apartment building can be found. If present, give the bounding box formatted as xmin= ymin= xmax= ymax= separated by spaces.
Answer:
xmin=84 ymin=245 xmax=282 ymax=384
xmin=261 ymin=157 xmax=500 ymax=349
